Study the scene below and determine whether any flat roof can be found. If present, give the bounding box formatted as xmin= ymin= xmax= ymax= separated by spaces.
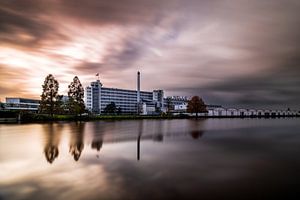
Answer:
xmin=6 ymin=97 xmax=40 ymax=103
xmin=101 ymin=87 xmax=153 ymax=94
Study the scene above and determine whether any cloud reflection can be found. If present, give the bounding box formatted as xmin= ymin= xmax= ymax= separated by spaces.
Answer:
xmin=1 ymin=119 xmax=300 ymax=199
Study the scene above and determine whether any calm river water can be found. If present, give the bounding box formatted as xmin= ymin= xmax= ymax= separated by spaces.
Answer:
xmin=0 ymin=118 xmax=300 ymax=200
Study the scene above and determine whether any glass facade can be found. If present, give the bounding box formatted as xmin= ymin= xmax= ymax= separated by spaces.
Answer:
xmin=5 ymin=98 xmax=40 ymax=111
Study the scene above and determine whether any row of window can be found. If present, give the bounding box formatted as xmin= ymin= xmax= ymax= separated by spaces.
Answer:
xmin=101 ymin=104 xmax=137 ymax=108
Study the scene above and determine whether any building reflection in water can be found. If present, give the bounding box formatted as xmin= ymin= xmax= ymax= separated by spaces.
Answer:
xmin=137 ymin=120 xmax=164 ymax=161
xmin=188 ymin=119 xmax=205 ymax=139
xmin=153 ymin=120 xmax=164 ymax=142
xmin=44 ymin=123 xmax=63 ymax=164
xmin=91 ymin=122 xmax=104 ymax=158
xmin=69 ymin=122 xmax=85 ymax=161
xmin=42 ymin=120 xmax=203 ymax=164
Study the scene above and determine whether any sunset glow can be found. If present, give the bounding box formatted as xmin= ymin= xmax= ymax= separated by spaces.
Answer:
xmin=1 ymin=0 xmax=300 ymax=108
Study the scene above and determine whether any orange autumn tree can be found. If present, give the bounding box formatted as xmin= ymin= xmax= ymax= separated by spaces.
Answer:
xmin=187 ymin=96 xmax=207 ymax=117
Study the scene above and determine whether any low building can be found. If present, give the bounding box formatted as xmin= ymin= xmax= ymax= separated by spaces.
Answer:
xmin=248 ymin=109 xmax=257 ymax=116
xmin=226 ymin=108 xmax=238 ymax=116
xmin=208 ymin=107 xmax=226 ymax=116
xmin=4 ymin=97 xmax=40 ymax=112
xmin=163 ymin=96 xmax=188 ymax=113
xmin=257 ymin=109 xmax=264 ymax=116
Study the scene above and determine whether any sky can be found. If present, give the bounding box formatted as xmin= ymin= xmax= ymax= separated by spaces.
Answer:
xmin=0 ymin=0 xmax=300 ymax=109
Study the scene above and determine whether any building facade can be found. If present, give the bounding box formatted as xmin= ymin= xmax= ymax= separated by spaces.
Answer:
xmin=163 ymin=96 xmax=189 ymax=113
xmin=4 ymin=97 xmax=40 ymax=112
xmin=85 ymin=74 xmax=164 ymax=114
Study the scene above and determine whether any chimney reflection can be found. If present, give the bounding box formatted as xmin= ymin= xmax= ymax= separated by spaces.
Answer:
xmin=44 ymin=123 xmax=63 ymax=164
xmin=69 ymin=122 xmax=85 ymax=161
xmin=137 ymin=120 xmax=143 ymax=161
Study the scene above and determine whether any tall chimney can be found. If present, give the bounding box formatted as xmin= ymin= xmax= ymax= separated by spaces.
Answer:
xmin=137 ymin=71 xmax=140 ymax=103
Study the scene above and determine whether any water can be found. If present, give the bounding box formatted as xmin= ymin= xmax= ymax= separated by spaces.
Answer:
xmin=0 ymin=119 xmax=300 ymax=200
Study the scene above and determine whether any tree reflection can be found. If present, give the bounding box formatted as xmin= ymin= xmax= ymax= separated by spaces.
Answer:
xmin=190 ymin=130 xmax=204 ymax=139
xmin=69 ymin=122 xmax=85 ymax=161
xmin=44 ymin=123 xmax=63 ymax=164
xmin=189 ymin=119 xmax=206 ymax=139
xmin=91 ymin=139 xmax=103 ymax=151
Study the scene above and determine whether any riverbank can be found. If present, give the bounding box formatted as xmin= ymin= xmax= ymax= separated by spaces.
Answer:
xmin=11 ymin=113 xmax=192 ymax=122
xmin=0 ymin=112 xmax=299 ymax=123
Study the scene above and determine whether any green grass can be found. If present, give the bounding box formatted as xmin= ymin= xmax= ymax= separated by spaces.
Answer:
xmin=18 ymin=113 xmax=191 ymax=122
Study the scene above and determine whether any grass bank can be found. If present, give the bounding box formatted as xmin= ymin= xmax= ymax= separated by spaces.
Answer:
xmin=18 ymin=113 xmax=190 ymax=122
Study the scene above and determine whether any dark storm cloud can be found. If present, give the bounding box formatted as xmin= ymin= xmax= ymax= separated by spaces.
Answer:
xmin=74 ymin=62 xmax=105 ymax=74
xmin=207 ymin=44 xmax=300 ymax=108
xmin=0 ymin=4 xmax=68 ymax=50
xmin=160 ymin=0 xmax=300 ymax=109
xmin=73 ymin=33 xmax=147 ymax=75
xmin=168 ymin=63 xmax=300 ymax=108
xmin=57 ymin=0 xmax=179 ymax=25
xmin=1 ymin=0 xmax=179 ymax=27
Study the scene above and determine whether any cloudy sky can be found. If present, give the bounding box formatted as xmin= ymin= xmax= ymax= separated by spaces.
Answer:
xmin=0 ymin=0 xmax=299 ymax=109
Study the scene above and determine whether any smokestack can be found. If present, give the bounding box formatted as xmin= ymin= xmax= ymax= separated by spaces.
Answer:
xmin=137 ymin=71 xmax=140 ymax=103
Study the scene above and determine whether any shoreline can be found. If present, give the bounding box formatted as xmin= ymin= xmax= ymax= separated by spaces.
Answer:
xmin=0 ymin=114 xmax=299 ymax=124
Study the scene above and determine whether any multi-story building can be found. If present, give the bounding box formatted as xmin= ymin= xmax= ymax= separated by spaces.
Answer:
xmin=4 ymin=97 xmax=40 ymax=112
xmin=85 ymin=72 xmax=164 ymax=114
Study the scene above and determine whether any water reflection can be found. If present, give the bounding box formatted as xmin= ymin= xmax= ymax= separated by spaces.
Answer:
xmin=153 ymin=120 xmax=164 ymax=142
xmin=189 ymin=130 xmax=204 ymax=139
xmin=137 ymin=121 xmax=143 ymax=161
xmin=43 ymin=123 xmax=62 ymax=164
xmin=91 ymin=122 xmax=104 ymax=159
xmin=40 ymin=120 xmax=206 ymax=163
xmin=1 ymin=119 xmax=300 ymax=200
xmin=69 ymin=122 xmax=85 ymax=161
xmin=189 ymin=119 xmax=205 ymax=139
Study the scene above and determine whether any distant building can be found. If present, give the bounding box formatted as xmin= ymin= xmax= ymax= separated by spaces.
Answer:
xmin=153 ymin=90 xmax=164 ymax=108
xmin=206 ymin=106 xmax=299 ymax=117
xmin=84 ymin=72 xmax=164 ymax=114
xmin=4 ymin=97 xmax=40 ymax=112
xmin=61 ymin=95 xmax=69 ymax=103
xmin=163 ymin=96 xmax=189 ymax=113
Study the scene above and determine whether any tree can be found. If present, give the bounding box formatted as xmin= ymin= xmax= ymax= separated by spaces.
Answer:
xmin=104 ymin=102 xmax=117 ymax=114
xmin=40 ymin=74 xmax=60 ymax=116
xmin=68 ymin=76 xmax=85 ymax=116
xmin=187 ymin=96 xmax=207 ymax=117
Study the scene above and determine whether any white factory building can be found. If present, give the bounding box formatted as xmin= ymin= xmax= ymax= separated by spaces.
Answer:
xmin=84 ymin=72 xmax=164 ymax=115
